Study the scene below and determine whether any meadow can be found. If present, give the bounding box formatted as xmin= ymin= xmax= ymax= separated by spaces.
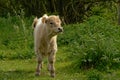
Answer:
xmin=0 ymin=15 xmax=120 ymax=80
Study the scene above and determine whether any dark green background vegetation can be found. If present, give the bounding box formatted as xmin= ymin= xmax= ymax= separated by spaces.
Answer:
xmin=0 ymin=0 xmax=118 ymax=23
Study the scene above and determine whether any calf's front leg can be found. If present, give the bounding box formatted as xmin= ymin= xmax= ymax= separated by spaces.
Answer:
xmin=48 ymin=51 xmax=56 ymax=77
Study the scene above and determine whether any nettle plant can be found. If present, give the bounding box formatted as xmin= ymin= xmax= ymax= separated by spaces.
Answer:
xmin=59 ymin=16 xmax=120 ymax=70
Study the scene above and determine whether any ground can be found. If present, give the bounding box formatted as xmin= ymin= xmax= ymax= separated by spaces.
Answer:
xmin=0 ymin=47 xmax=120 ymax=80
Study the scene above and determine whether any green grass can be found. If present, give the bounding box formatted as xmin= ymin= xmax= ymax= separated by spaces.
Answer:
xmin=0 ymin=47 xmax=86 ymax=80
xmin=0 ymin=58 xmax=120 ymax=80
xmin=0 ymin=15 xmax=120 ymax=80
xmin=0 ymin=60 xmax=84 ymax=80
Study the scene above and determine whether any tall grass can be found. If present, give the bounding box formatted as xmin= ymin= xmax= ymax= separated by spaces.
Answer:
xmin=0 ymin=15 xmax=34 ymax=59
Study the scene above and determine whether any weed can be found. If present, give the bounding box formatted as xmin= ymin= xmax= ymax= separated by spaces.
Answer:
xmin=58 ymin=16 xmax=120 ymax=70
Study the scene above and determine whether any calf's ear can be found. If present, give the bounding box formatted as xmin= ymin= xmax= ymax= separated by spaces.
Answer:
xmin=32 ymin=17 xmax=38 ymax=28
xmin=42 ymin=14 xmax=48 ymax=23
xmin=42 ymin=17 xmax=47 ymax=23
xmin=57 ymin=15 xmax=59 ymax=18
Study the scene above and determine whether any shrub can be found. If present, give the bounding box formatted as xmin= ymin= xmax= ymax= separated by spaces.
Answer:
xmin=58 ymin=16 xmax=120 ymax=70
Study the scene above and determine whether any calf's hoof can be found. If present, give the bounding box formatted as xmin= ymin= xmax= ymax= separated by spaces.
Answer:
xmin=35 ymin=72 xmax=40 ymax=76
xmin=51 ymin=73 xmax=55 ymax=78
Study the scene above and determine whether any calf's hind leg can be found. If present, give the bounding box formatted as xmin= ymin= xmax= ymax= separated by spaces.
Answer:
xmin=35 ymin=54 xmax=43 ymax=76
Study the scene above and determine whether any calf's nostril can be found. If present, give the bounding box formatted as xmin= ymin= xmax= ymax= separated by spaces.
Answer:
xmin=58 ymin=28 xmax=63 ymax=32
xmin=58 ymin=28 xmax=61 ymax=30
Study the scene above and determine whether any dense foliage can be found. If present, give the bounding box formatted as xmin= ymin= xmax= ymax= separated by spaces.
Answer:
xmin=58 ymin=16 xmax=120 ymax=70
xmin=0 ymin=0 xmax=118 ymax=23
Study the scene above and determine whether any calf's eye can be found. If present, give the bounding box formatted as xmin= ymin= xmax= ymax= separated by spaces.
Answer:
xmin=50 ymin=22 xmax=53 ymax=25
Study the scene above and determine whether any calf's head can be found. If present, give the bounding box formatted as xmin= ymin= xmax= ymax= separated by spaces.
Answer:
xmin=42 ymin=15 xmax=63 ymax=34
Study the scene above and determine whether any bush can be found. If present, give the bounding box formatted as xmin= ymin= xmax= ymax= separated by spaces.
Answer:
xmin=58 ymin=16 xmax=120 ymax=70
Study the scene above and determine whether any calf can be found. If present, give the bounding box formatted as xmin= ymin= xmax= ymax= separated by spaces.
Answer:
xmin=33 ymin=14 xmax=63 ymax=77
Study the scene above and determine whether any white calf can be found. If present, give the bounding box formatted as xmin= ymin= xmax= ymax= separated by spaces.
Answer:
xmin=33 ymin=14 xmax=63 ymax=77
